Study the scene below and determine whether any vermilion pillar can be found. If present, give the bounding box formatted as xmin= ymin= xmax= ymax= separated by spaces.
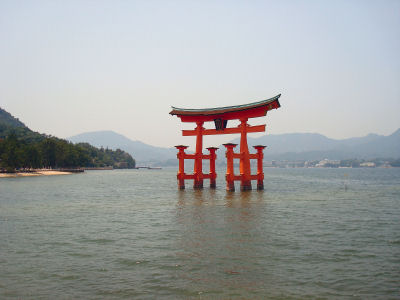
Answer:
xmin=175 ymin=145 xmax=188 ymax=189
xmin=239 ymin=118 xmax=252 ymax=190
xmin=224 ymin=143 xmax=237 ymax=191
xmin=253 ymin=145 xmax=266 ymax=190
xmin=207 ymin=147 xmax=218 ymax=188
xmin=193 ymin=121 xmax=204 ymax=189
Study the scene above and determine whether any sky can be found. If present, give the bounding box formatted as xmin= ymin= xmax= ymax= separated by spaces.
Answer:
xmin=1 ymin=0 xmax=399 ymax=149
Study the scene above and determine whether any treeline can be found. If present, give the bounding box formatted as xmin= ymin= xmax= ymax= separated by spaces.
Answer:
xmin=0 ymin=131 xmax=135 ymax=172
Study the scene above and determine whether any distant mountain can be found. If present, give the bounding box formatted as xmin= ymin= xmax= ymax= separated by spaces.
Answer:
xmin=226 ymin=129 xmax=400 ymax=160
xmin=350 ymin=128 xmax=400 ymax=159
xmin=69 ymin=128 xmax=400 ymax=164
xmin=68 ymin=131 xmax=177 ymax=164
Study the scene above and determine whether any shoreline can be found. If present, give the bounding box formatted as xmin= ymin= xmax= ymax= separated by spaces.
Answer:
xmin=0 ymin=170 xmax=75 ymax=178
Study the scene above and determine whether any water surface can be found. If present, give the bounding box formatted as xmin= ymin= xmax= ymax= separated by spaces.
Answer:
xmin=1 ymin=168 xmax=399 ymax=299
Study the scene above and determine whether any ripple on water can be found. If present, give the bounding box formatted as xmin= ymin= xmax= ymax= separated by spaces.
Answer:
xmin=78 ymin=237 xmax=115 ymax=244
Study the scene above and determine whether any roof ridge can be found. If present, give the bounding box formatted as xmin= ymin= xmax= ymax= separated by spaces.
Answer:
xmin=170 ymin=94 xmax=281 ymax=114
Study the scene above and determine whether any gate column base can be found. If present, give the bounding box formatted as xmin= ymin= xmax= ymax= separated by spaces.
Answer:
xmin=241 ymin=180 xmax=252 ymax=191
xmin=193 ymin=180 xmax=203 ymax=189
xmin=210 ymin=179 xmax=216 ymax=189
xmin=178 ymin=179 xmax=185 ymax=190
xmin=226 ymin=181 xmax=235 ymax=192
xmin=257 ymin=182 xmax=264 ymax=190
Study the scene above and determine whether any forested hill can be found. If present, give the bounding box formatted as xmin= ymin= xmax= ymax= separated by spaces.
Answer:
xmin=0 ymin=107 xmax=136 ymax=172
xmin=0 ymin=107 xmax=26 ymax=128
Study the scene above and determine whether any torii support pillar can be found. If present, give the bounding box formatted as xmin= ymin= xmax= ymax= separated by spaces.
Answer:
xmin=239 ymin=118 xmax=252 ymax=191
xmin=193 ymin=121 xmax=204 ymax=189
xmin=207 ymin=147 xmax=218 ymax=188
xmin=253 ymin=145 xmax=266 ymax=190
xmin=224 ymin=143 xmax=237 ymax=191
xmin=175 ymin=145 xmax=188 ymax=189
xmin=224 ymin=143 xmax=267 ymax=191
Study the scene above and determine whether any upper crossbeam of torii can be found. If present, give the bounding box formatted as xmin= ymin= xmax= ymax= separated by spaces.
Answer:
xmin=170 ymin=94 xmax=281 ymax=191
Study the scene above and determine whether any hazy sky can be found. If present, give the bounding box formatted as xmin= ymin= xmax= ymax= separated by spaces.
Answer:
xmin=1 ymin=0 xmax=399 ymax=149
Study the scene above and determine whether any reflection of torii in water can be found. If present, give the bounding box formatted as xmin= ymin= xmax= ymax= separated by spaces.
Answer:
xmin=170 ymin=94 xmax=281 ymax=191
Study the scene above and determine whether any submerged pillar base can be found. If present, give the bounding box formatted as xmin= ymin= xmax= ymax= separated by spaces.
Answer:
xmin=178 ymin=179 xmax=185 ymax=190
xmin=226 ymin=181 xmax=235 ymax=192
xmin=240 ymin=180 xmax=252 ymax=191
xmin=193 ymin=180 xmax=204 ymax=189
xmin=210 ymin=179 xmax=216 ymax=189
xmin=257 ymin=181 xmax=264 ymax=190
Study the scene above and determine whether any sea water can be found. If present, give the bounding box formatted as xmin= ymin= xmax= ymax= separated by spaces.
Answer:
xmin=0 ymin=168 xmax=399 ymax=299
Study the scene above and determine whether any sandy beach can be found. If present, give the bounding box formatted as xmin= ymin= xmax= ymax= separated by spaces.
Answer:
xmin=0 ymin=170 xmax=74 ymax=178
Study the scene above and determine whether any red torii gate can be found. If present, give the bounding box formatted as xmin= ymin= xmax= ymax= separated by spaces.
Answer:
xmin=170 ymin=94 xmax=281 ymax=191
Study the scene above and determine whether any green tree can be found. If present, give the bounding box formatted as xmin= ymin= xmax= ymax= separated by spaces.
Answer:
xmin=1 ymin=133 xmax=20 ymax=171
xmin=40 ymin=138 xmax=57 ymax=168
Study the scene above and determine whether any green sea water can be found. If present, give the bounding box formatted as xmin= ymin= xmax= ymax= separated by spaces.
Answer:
xmin=0 ymin=168 xmax=399 ymax=299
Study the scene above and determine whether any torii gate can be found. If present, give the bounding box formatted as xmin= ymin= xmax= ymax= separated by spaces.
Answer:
xmin=170 ymin=94 xmax=281 ymax=191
